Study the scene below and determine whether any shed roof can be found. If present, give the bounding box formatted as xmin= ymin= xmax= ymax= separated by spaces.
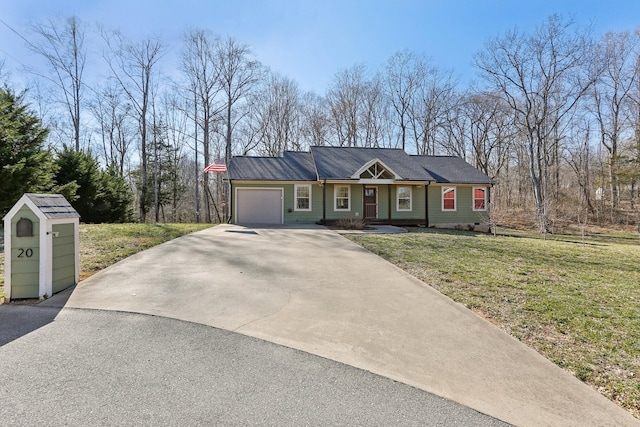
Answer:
xmin=24 ymin=193 xmax=80 ymax=219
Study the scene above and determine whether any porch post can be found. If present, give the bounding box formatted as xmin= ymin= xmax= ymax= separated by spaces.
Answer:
xmin=322 ymin=180 xmax=326 ymax=224
xmin=425 ymin=183 xmax=430 ymax=227
xmin=228 ymin=180 xmax=232 ymax=223
xmin=388 ymin=184 xmax=392 ymax=222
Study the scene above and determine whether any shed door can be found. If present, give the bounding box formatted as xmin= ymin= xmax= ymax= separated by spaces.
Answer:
xmin=236 ymin=189 xmax=283 ymax=224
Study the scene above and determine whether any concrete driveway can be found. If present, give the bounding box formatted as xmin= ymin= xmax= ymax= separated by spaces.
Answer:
xmin=63 ymin=224 xmax=636 ymax=426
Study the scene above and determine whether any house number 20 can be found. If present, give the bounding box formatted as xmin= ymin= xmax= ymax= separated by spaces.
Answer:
xmin=17 ymin=248 xmax=34 ymax=258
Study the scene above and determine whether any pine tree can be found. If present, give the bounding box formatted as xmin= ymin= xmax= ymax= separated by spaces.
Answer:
xmin=0 ymin=87 xmax=56 ymax=215
xmin=53 ymin=146 xmax=134 ymax=223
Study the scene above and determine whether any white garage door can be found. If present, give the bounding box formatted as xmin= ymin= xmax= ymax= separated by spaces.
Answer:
xmin=236 ymin=188 xmax=283 ymax=224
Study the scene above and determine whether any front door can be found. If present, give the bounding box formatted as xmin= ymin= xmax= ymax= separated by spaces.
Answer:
xmin=364 ymin=187 xmax=377 ymax=219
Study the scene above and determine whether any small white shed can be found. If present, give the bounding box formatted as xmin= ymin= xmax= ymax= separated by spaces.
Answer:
xmin=3 ymin=194 xmax=80 ymax=300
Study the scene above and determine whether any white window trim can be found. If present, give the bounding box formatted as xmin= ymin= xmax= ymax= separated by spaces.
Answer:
xmin=294 ymin=184 xmax=312 ymax=211
xmin=334 ymin=185 xmax=351 ymax=211
xmin=441 ymin=186 xmax=457 ymax=211
xmin=472 ymin=187 xmax=487 ymax=211
xmin=396 ymin=186 xmax=412 ymax=211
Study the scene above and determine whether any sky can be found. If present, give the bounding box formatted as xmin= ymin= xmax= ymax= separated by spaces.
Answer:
xmin=1 ymin=0 xmax=640 ymax=94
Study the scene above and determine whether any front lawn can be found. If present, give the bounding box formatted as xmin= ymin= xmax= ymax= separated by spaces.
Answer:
xmin=348 ymin=228 xmax=640 ymax=418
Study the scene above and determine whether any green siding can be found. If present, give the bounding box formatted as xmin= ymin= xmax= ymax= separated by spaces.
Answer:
xmin=428 ymin=185 xmax=489 ymax=225
xmin=232 ymin=183 xmax=321 ymax=224
xmin=325 ymin=184 xmax=427 ymax=222
xmin=325 ymin=184 xmax=364 ymax=220
xmin=232 ymin=182 xmax=489 ymax=226
xmin=52 ymin=223 xmax=75 ymax=293
xmin=390 ymin=185 xmax=426 ymax=220
xmin=284 ymin=184 xmax=324 ymax=224
xmin=10 ymin=205 xmax=40 ymax=298
xmin=377 ymin=185 xmax=389 ymax=219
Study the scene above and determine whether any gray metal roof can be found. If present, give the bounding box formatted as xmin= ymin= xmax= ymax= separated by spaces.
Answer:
xmin=228 ymin=147 xmax=493 ymax=185
xmin=228 ymin=151 xmax=317 ymax=181
xmin=25 ymin=193 xmax=80 ymax=219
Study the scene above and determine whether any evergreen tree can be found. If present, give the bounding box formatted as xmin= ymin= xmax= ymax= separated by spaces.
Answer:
xmin=54 ymin=145 xmax=101 ymax=218
xmin=0 ymin=87 xmax=56 ymax=216
xmin=53 ymin=146 xmax=134 ymax=223
xmin=96 ymin=165 xmax=134 ymax=223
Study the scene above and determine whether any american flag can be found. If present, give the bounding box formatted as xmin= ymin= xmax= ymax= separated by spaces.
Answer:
xmin=203 ymin=159 xmax=227 ymax=173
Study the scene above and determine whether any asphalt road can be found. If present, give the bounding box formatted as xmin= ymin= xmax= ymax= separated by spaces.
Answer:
xmin=0 ymin=303 xmax=509 ymax=426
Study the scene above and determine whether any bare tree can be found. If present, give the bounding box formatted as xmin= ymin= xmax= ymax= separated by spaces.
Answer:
xmin=360 ymin=72 xmax=392 ymax=148
xmin=474 ymin=15 xmax=598 ymax=233
xmin=409 ymin=66 xmax=458 ymax=155
xmin=250 ymin=73 xmax=302 ymax=156
xmin=464 ymin=92 xmax=516 ymax=178
xmin=591 ymin=30 xmax=640 ymax=211
xmin=565 ymin=118 xmax=596 ymax=216
xmin=384 ymin=51 xmax=424 ymax=150
xmin=299 ymin=91 xmax=330 ymax=147
xmin=215 ymin=37 xmax=261 ymax=163
xmin=0 ymin=58 xmax=8 ymax=82
xmin=29 ymin=16 xmax=86 ymax=151
xmin=326 ymin=64 xmax=369 ymax=147
xmin=103 ymin=30 xmax=165 ymax=222
xmin=181 ymin=30 xmax=225 ymax=222
xmin=88 ymin=83 xmax=133 ymax=174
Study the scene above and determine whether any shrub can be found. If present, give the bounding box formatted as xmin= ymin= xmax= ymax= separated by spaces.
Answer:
xmin=335 ymin=217 xmax=369 ymax=230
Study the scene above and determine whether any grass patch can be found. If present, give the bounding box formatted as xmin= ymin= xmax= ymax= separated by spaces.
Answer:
xmin=0 ymin=223 xmax=213 ymax=293
xmin=348 ymin=227 xmax=640 ymax=418
xmin=78 ymin=223 xmax=213 ymax=280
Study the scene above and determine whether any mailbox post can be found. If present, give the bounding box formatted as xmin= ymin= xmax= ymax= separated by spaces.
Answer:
xmin=3 ymin=194 xmax=80 ymax=300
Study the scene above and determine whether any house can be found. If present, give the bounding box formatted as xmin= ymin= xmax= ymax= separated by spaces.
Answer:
xmin=227 ymin=146 xmax=494 ymax=230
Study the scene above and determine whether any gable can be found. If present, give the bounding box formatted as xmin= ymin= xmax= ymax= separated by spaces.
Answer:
xmin=351 ymin=158 xmax=400 ymax=180
xmin=25 ymin=193 xmax=80 ymax=219
xmin=3 ymin=193 xmax=79 ymax=222
xmin=311 ymin=146 xmax=434 ymax=181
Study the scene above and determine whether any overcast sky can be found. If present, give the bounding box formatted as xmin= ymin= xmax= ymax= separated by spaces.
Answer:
xmin=2 ymin=0 xmax=640 ymax=93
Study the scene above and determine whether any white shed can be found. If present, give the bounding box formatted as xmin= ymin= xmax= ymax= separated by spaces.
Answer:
xmin=3 ymin=194 xmax=80 ymax=300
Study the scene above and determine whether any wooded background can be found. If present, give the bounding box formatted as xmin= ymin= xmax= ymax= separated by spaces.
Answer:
xmin=1 ymin=15 xmax=638 ymax=231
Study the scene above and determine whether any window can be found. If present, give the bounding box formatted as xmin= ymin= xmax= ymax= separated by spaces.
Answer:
xmin=442 ymin=187 xmax=456 ymax=211
xmin=334 ymin=185 xmax=350 ymax=211
xmin=295 ymin=184 xmax=312 ymax=211
xmin=397 ymin=186 xmax=412 ymax=211
xmin=473 ymin=187 xmax=487 ymax=211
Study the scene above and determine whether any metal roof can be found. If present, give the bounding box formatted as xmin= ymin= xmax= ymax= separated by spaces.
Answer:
xmin=25 ymin=193 xmax=80 ymax=219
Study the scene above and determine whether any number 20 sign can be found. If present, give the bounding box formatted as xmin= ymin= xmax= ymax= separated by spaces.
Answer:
xmin=17 ymin=248 xmax=34 ymax=258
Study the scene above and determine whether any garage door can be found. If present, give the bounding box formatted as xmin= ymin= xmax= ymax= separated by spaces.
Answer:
xmin=236 ymin=188 xmax=283 ymax=224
